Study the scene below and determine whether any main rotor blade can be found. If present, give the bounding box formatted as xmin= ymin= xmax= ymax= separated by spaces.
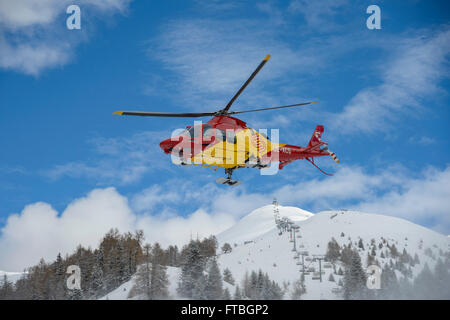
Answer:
xmin=113 ymin=111 xmax=216 ymax=117
xmin=220 ymin=54 xmax=271 ymax=114
xmin=228 ymin=101 xmax=319 ymax=115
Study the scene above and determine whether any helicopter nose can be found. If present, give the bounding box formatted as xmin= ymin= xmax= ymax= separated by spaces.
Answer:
xmin=159 ymin=138 xmax=179 ymax=154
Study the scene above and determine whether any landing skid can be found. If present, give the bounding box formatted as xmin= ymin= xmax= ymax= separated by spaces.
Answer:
xmin=216 ymin=177 xmax=242 ymax=186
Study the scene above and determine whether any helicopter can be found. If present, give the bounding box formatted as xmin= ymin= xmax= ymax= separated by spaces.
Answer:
xmin=113 ymin=54 xmax=339 ymax=186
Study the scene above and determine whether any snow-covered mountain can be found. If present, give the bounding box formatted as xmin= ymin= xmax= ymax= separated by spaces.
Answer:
xmin=218 ymin=205 xmax=313 ymax=245
xmin=102 ymin=204 xmax=450 ymax=300
xmin=216 ymin=205 xmax=449 ymax=299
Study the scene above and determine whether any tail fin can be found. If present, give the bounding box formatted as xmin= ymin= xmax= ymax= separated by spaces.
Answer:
xmin=307 ymin=125 xmax=324 ymax=148
xmin=307 ymin=125 xmax=339 ymax=164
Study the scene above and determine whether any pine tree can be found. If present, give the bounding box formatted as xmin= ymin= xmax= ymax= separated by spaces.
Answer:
xmin=90 ymin=258 xmax=104 ymax=297
xmin=233 ymin=285 xmax=242 ymax=300
xmin=291 ymin=274 xmax=306 ymax=299
xmin=341 ymin=244 xmax=354 ymax=266
xmin=389 ymin=244 xmax=399 ymax=258
xmin=150 ymin=264 xmax=169 ymax=299
xmin=328 ymin=273 xmax=335 ymax=282
xmin=152 ymin=242 xmax=165 ymax=265
xmin=192 ymin=275 xmax=207 ymax=300
xmin=148 ymin=242 xmax=170 ymax=299
xmin=412 ymin=263 xmax=434 ymax=299
xmin=178 ymin=241 xmax=205 ymax=298
xmin=358 ymin=238 xmax=364 ymax=250
xmin=400 ymin=248 xmax=410 ymax=264
xmin=55 ymin=253 xmax=64 ymax=278
xmin=413 ymin=253 xmax=420 ymax=265
xmin=116 ymin=242 xmax=126 ymax=285
xmin=67 ymin=288 xmax=83 ymax=300
xmin=166 ymin=245 xmax=179 ymax=267
xmin=0 ymin=275 xmax=14 ymax=299
xmin=132 ymin=244 xmax=152 ymax=299
xmin=325 ymin=238 xmax=341 ymax=263
xmin=222 ymin=288 xmax=231 ymax=300
xmin=205 ymin=259 xmax=223 ymax=299
xmin=378 ymin=264 xmax=399 ymax=299
xmin=256 ymin=270 xmax=265 ymax=299
xmin=397 ymin=276 xmax=414 ymax=299
xmin=366 ymin=251 xmax=375 ymax=267
xmin=249 ymin=271 xmax=258 ymax=299
xmin=223 ymin=268 xmax=235 ymax=285
xmin=221 ymin=243 xmax=232 ymax=254
xmin=131 ymin=243 xmax=170 ymax=300
xmin=51 ymin=253 xmax=66 ymax=299
xmin=432 ymin=258 xmax=450 ymax=299
xmin=343 ymin=250 xmax=367 ymax=300
xmin=260 ymin=273 xmax=272 ymax=299
xmin=268 ymin=280 xmax=284 ymax=299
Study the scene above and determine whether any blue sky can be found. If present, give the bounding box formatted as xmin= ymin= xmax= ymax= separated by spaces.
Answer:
xmin=0 ymin=0 xmax=449 ymax=270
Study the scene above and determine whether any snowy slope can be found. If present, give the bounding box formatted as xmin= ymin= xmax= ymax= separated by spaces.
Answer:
xmin=216 ymin=207 xmax=450 ymax=299
xmin=218 ymin=205 xmax=313 ymax=245
xmin=100 ymin=205 xmax=450 ymax=300
xmin=100 ymin=266 xmax=235 ymax=300
xmin=100 ymin=266 xmax=182 ymax=300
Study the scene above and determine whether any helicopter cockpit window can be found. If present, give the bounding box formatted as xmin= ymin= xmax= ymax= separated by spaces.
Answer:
xmin=203 ymin=127 xmax=226 ymax=142
xmin=202 ymin=125 xmax=214 ymax=143
xmin=216 ymin=129 xmax=226 ymax=142
xmin=181 ymin=125 xmax=203 ymax=138
xmin=202 ymin=125 xmax=213 ymax=137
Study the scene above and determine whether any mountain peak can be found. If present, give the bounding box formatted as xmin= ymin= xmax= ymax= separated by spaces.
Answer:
xmin=217 ymin=204 xmax=313 ymax=245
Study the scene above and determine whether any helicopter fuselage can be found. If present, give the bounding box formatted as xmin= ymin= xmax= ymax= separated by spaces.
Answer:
xmin=159 ymin=116 xmax=334 ymax=171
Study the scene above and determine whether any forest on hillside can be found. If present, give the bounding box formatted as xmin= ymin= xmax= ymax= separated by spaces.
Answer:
xmin=0 ymin=228 xmax=449 ymax=300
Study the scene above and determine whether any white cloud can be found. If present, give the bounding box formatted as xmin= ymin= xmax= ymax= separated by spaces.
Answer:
xmin=0 ymin=186 xmax=237 ymax=271
xmin=273 ymin=165 xmax=400 ymax=207
xmin=288 ymin=0 xmax=348 ymax=31
xmin=153 ymin=18 xmax=322 ymax=110
xmin=132 ymin=179 xmax=269 ymax=219
xmin=354 ymin=166 xmax=450 ymax=232
xmin=44 ymin=131 xmax=169 ymax=185
xmin=273 ymin=164 xmax=450 ymax=233
xmin=0 ymin=0 xmax=131 ymax=75
xmin=409 ymin=136 xmax=436 ymax=146
xmin=135 ymin=209 xmax=234 ymax=250
xmin=332 ymin=29 xmax=450 ymax=134
xmin=131 ymin=185 xmax=182 ymax=212
xmin=0 ymin=28 xmax=72 ymax=75
xmin=0 ymin=0 xmax=130 ymax=29
xmin=0 ymin=188 xmax=135 ymax=271
xmin=152 ymin=11 xmax=450 ymax=136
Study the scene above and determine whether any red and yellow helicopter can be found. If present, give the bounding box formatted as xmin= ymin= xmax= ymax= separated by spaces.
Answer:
xmin=114 ymin=55 xmax=339 ymax=185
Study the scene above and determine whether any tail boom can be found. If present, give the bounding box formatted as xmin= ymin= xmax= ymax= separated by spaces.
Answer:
xmin=276 ymin=125 xmax=339 ymax=171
